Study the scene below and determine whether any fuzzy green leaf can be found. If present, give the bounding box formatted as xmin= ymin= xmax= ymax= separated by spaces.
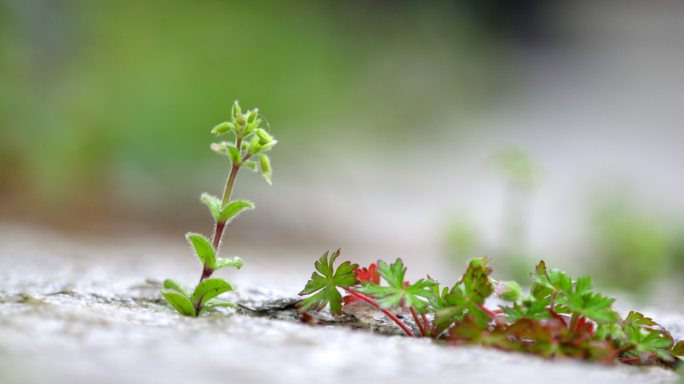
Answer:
xmin=218 ymin=200 xmax=254 ymax=223
xmin=228 ymin=145 xmax=241 ymax=164
xmin=231 ymin=100 xmax=242 ymax=119
xmin=248 ymin=135 xmax=261 ymax=155
xmin=192 ymin=278 xmax=234 ymax=307
xmin=210 ymin=141 xmax=232 ymax=156
xmin=200 ymin=193 xmax=222 ymax=221
xmin=161 ymin=289 xmax=196 ymax=317
xmin=256 ymin=128 xmax=274 ymax=144
xmin=163 ymin=279 xmax=190 ymax=297
xmin=215 ymin=256 xmax=244 ymax=270
xmin=198 ymin=298 xmax=236 ymax=316
xmin=260 ymin=155 xmax=272 ymax=185
xmin=186 ymin=232 xmax=216 ymax=270
xmin=211 ymin=121 xmax=234 ymax=136
xmin=298 ymin=249 xmax=358 ymax=315
xmin=242 ymin=160 xmax=257 ymax=171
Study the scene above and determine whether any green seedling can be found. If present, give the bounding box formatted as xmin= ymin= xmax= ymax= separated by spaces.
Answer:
xmin=298 ymin=252 xmax=683 ymax=367
xmin=161 ymin=101 xmax=276 ymax=316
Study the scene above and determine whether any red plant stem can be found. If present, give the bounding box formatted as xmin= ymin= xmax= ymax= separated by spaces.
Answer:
xmin=619 ymin=354 xmax=655 ymax=364
xmin=421 ymin=313 xmax=431 ymax=337
xmin=344 ymin=288 xmax=414 ymax=337
xmin=410 ymin=307 xmax=426 ymax=337
xmin=199 ymin=139 xmax=248 ymax=286
xmin=478 ymin=304 xmax=497 ymax=319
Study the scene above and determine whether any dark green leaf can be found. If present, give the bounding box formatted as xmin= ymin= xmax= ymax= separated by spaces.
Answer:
xmin=672 ymin=340 xmax=684 ymax=356
xmin=297 ymin=249 xmax=359 ymax=315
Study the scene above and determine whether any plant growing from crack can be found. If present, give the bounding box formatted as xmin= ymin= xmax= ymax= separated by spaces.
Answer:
xmin=161 ymin=101 xmax=276 ymax=317
xmin=298 ymin=251 xmax=684 ymax=367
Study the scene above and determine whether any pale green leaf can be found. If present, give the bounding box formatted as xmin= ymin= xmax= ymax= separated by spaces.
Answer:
xmin=260 ymin=155 xmax=272 ymax=185
xmin=192 ymin=278 xmax=234 ymax=307
xmin=186 ymin=232 xmax=216 ymax=270
xmin=228 ymin=145 xmax=241 ymax=164
xmin=161 ymin=289 xmax=196 ymax=317
xmin=163 ymin=279 xmax=190 ymax=297
xmin=216 ymin=257 xmax=244 ymax=270
xmin=211 ymin=121 xmax=234 ymax=136
xmin=200 ymin=193 xmax=222 ymax=220
xmin=218 ymin=199 xmax=254 ymax=223
xmin=198 ymin=299 xmax=236 ymax=316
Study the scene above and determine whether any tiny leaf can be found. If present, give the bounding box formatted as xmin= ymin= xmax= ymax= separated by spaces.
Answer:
xmin=216 ymin=256 xmax=244 ymax=270
xmin=260 ymin=155 xmax=272 ymax=185
xmin=200 ymin=193 xmax=222 ymax=221
xmin=242 ymin=160 xmax=257 ymax=171
xmin=228 ymin=145 xmax=241 ymax=164
xmin=192 ymin=278 xmax=234 ymax=307
xmin=211 ymin=121 xmax=234 ymax=136
xmin=186 ymin=232 xmax=216 ymax=270
xmin=231 ymin=100 xmax=242 ymax=119
xmin=163 ymin=279 xmax=190 ymax=297
xmin=256 ymin=128 xmax=274 ymax=144
xmin=198 ymin=298 xmax=236 ymax=316
xmin=161 ymin=289 xmax=196 ymax=317
xmin=218 ymin=199 xmax=254 ymax=223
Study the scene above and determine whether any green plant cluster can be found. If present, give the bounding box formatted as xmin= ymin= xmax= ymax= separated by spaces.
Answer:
xmin=161 ymin=101 xmax=276 ymax=317
xmin=298 ymin=252 xmax=684 ymax=367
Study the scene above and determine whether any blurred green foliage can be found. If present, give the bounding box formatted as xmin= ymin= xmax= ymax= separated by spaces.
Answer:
xmin=587 ymin=193 xmax=674 ymax=295
xmin=0 ymin=0 xmax=505 ymax=213
xmin=443 ymin=147 xmax=540 ymax=281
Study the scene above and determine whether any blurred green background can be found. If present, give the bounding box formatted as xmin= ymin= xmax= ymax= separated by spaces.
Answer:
xmin=2 ymin=0 xmax=683 ymax=300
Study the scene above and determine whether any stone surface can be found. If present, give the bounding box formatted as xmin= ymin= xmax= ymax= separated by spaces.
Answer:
xmin=0 ymin=224 xmax=681 ymax=384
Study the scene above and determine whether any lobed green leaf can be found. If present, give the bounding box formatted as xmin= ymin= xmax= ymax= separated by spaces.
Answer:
xmin=297 ymin=249 xmax=359 ymax=315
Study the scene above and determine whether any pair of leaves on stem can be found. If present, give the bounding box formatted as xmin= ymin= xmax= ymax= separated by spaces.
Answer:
xmin=200 ymin=193 xmax=254 ymax=224
xmin=161 ymin=278 xmax=235 ymax=317
xmin=160 ymin=232 xmax=243 ymax=317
